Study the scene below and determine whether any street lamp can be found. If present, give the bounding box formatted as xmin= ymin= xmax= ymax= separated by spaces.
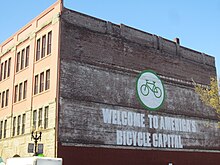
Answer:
xmin=31 ymin=128 xmax=42 ymax=156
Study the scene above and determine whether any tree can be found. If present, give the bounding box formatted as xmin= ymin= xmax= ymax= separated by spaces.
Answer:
xmin=194 ymin=77 xmax=220 ymax=127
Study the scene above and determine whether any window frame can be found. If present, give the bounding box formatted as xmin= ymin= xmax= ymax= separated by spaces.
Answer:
xmin=3 ymin=60 xmax=7 ymax=79
xmin=25 ymin=46 xmax=30 ymax=67
xmin=0 ymin=63 xmax=3 ymax=81
xmin=1 ymin=91 xmax=5 ymax=108
xmin=20 ymin=49 xmax=25 ymax=70
xmin=40 ymin=72 xmax=44 ymax=93
xmin=36 ymin=38 xmax=41 ymax=61
xmin=44 ymin=106 xmax=49 ymax=129
xmin=45 ymin=69 xmax=50 ymax=90
xmin=3 ymin=120 xmax=7 ymax=138
xmin=17 ymin=115 xmax=21 ymax=135
xmin=5 ymin=89 xmax=9 ymax=107
xmin=12 ymin=117 xmax=16 ymax=136
xmin=7 ymin=58 xmax=11 ymax=77
xmin=18 ymin=83 xmax=23 ymax=101
xmin=38 ymin=108 xmax=43 ymax=128
xmin=0 ymin=121 xmax=3 ymax=139
xmin=47 ymin=31 xmax=52 ymax=55
xmin=23 ymin=80 xmax=27 ymax=99
xmin=14 ymin=85 xmax=18 ymax=103
xmin=41 ymin=35 xmax=46 ymax=58
xmin=22 ymin=114 xmax=26 ymax=134
xmin=34 ymin=75 xmax=39 ymax=95
xmin=16 ymin=52 xmax=20 ymax=72
xmin=33 ymin=110 xmax=37 ymax=130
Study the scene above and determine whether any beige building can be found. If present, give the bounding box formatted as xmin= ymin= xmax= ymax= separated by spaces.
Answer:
xmin=0 ymin=1 xmax=62 ymax=160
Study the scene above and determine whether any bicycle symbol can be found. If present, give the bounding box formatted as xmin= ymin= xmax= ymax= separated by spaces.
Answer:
xmin=140 ymin=80 xmax=162 ymax=98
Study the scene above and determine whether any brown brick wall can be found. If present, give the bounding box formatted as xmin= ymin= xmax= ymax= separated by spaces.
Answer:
xmin=58 ymin=8 xmax=219 ymax=164
xmin=60 ymin=8 xmax=216 ymax=85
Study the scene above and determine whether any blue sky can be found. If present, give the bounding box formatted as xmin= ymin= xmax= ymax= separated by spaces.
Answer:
xmin=0 ymin=0 xmax=220 ymax=77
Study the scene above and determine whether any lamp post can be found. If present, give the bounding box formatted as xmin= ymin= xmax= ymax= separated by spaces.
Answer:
xmin=31 ymin=129 xmax=42 ymax=156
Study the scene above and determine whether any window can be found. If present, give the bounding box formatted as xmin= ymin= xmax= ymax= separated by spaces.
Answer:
xmin=0 ymin=90 xmax=9 ymax=108
xmin=22 ymin=114 xmax=26 ymax=134
xmin=41 ymin=35 xmax=46 ymax=58
xmin=14 ymin=81 xmax=27 ymax=102
xmin=12 ymin=117 xmax=16 ymax=136
xmin=23 ymin=80 xmax=27 ymax=99
xmin=17 ymin=115 xmax=21 ymax=135
xmin=14 ymin=85 xmax=18 ymax=103
xmin=35 ymin=32 xmax=52 ymax=62
xmin=34 ymin=75 xmax=39 ymax=95
xmin=0 ymin=63 xmax=3 ymax=81
xmin=20 ymin=49 xmax=25 ymax=70
xmin=40 ymin=72 xmax=44 ymax=92
xmin=5 ymin=89 xmax=9 ymax=106
xmin=44 ymin=106 xmax=49 ymax=129
xmin=3 ymin=120 xmax=7 ymax=138
xmin=18 ymin=83 xmax=23 ymax=101
xmin=33 ymin=110 xmax=37 ymax=130
xmin=47 ymin=31 xmax=52 ymax=54
xmin=1 ymin=91 xmax=5 ymax=108
xmin=25 ymin=46 xmax=30 ymax=67
xmin=38 ymin=108 xmax=43 ymax=128
xmin=34 ymin=70 xmax=50 ymax=95
xmin=45 ymin=69 xmax=50 ymax=90
xmin=0 ymin=121 xmax=3 ymax=139
xmin=16 ymin=52 xmax=20 ymax=72
xmin=36 ymin=39 xmax=41 ymax=61
xmin=3 ymin=60 xmax=7 ymax=79
xmin=7 ymin=58 xmax=11 ymax=77
xmin=0 ymin=58 xmax=11 ymax=80
xmin=16 ymin=47 xmax=29 ymax=72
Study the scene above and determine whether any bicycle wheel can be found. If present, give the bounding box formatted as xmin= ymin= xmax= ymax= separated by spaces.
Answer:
xmin=154 ymin=87 xmax=162 ymax=98
xmin=141 ymin=84 xmax=150 ymax=96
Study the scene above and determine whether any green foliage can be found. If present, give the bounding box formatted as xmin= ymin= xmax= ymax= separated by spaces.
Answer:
xmin=194 ymin=77 xmax=220 ymax=127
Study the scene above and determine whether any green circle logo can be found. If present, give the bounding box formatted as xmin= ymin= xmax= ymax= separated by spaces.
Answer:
xmin=136 ymin=70 xmax=165 ymax=111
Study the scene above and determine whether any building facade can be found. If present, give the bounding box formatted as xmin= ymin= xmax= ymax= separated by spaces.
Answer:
xmin=0 ymin=1 xmax=220 ymax=165
xmin=0 ymin=1 xmax=61 ymax=159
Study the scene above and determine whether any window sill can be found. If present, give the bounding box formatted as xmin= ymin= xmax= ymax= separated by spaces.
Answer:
xmin=13 ymin=98 xmax=27 ymax=105
xmin=35 ymin=53 xmax=52 ymax=64
xmin=15 ymin=66 xmax=30 ymax=75
xmin=33 ymin=89 xmax=50 ymax=98
xmin=0 ymin=106 xmax=9 ymax=111
xmin=0 ymin=77 xmax=10 ymax=84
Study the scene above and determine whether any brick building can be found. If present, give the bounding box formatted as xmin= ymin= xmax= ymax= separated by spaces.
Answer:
xmin=0 ymin=1 xmax=61 ymax=160
xmin=0 ymin=1 xmax=220 ymax=164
